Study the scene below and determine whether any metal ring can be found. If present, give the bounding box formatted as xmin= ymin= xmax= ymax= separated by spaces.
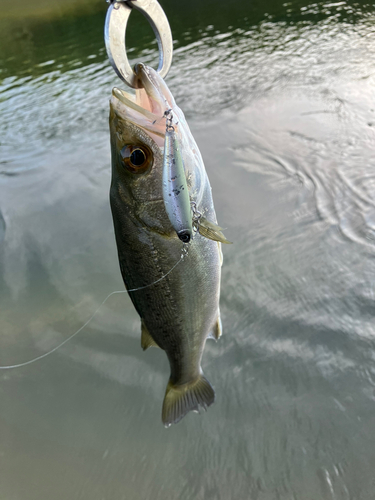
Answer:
xmin=104 ymin=0 xmax=173 ymax=89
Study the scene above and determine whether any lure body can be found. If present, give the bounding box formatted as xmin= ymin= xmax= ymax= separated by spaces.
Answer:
xmin=162 ymin=128 xmax=193 ymax=243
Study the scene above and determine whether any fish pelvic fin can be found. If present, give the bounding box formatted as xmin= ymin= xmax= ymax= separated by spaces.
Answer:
xmin=162 ymin=373 xmax=215 ymax=427
xmin=141 ymin=320 xmax=160 ymax=351
xmin=198 ymin=217 xmax=232 ymax=244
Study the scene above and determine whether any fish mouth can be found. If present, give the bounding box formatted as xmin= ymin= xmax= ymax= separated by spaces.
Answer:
xmin=110 ymin=63 xmax=175 ymax=142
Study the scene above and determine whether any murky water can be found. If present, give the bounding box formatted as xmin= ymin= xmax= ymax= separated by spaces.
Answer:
xmin=1 ymin=0 xmax=375 ymax=498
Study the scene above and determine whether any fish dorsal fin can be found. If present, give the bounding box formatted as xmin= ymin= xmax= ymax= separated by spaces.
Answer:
xmin=213 ymin=315 xmax=222 ymax=340
xmin=198 ymin=217 xmax=232 ymax=244
xmin=141 ymin=320 xmax=160 ymax=350
xmin=207 ymin=314 xmax=222 ymax=341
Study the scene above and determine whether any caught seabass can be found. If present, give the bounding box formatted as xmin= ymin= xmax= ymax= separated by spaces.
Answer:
xmin=109 ymin=64 xmax=227 ymax=426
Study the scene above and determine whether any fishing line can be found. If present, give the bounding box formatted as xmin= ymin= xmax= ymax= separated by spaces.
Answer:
xmin=0 ymin=251 xmax=186 ymax=370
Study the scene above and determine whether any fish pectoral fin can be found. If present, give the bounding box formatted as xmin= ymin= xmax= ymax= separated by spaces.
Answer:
xmin=198 ymin=217 xmax=232 ymax=244
xmin=162 ymin=372 xmax=215 ymax=427
xmin=198 ymin=217 xmax=224 ymax=232
xmin=208 ymin=314 xmax=222 ymax=341
xmin=141 ymin=320 xmax=160 ymax=351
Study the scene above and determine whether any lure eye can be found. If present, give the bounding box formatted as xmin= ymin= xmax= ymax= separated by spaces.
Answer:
xmin=120 ymin=144 xmax=153 ymax=174
xmin=178 ymin=231 xmax=191 ymax=243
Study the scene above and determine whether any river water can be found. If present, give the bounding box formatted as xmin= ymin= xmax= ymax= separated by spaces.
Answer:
xmin=1 ymin=1 xmax=375 ymax=498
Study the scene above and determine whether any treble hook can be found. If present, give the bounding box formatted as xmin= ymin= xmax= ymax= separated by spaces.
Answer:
xmin=104 ymin=0 xmax=173 ymax=89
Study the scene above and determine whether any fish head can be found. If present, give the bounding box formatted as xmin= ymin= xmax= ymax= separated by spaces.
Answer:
xmin=109 ymin=64 xmax=170 ymax=208
xmin=109 ymin=64 xmax=208 ymax=232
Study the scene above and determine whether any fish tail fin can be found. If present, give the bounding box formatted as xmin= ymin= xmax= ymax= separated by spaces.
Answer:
xmin=162 ymin=373 xmax=215 ymax=427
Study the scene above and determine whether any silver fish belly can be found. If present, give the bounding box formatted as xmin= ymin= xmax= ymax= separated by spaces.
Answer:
xmin=109 ymin=64 xmax=222 ymax=426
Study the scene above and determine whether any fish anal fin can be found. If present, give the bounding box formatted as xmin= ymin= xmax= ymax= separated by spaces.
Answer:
xmin=141 ymin=320 xmax=160 ymax=351
xmin=162 ymin=372 xmax=215 ymax=427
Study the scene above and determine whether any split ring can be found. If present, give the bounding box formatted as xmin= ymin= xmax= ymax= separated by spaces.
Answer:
xmin=104 ymin=0 xmax=173 ymax=89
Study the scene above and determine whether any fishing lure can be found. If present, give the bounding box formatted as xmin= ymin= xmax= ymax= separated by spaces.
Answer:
xmin=162 ymin=113 xmax=193 ymax=243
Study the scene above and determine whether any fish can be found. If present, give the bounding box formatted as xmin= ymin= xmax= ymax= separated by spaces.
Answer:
xmin=109 ymin=63 xmax=224 ymax=426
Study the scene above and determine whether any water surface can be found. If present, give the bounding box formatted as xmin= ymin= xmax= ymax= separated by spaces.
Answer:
xmin=1 ymin=1 xmax=375 ymax=499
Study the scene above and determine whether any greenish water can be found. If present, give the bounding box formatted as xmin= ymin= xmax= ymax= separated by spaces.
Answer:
xmin=1 ymin=1 xmax=375 ymax=499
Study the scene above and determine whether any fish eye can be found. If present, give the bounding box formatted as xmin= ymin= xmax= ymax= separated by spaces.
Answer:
xmin=130 ymin=148 xmax=145 ymax=166
xmin=120 ymin=144 xmax=153 ymax=174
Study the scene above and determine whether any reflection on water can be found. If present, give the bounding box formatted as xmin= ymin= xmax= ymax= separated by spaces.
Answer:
xmin=1 ymin=1 xmax=375 ymax=499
